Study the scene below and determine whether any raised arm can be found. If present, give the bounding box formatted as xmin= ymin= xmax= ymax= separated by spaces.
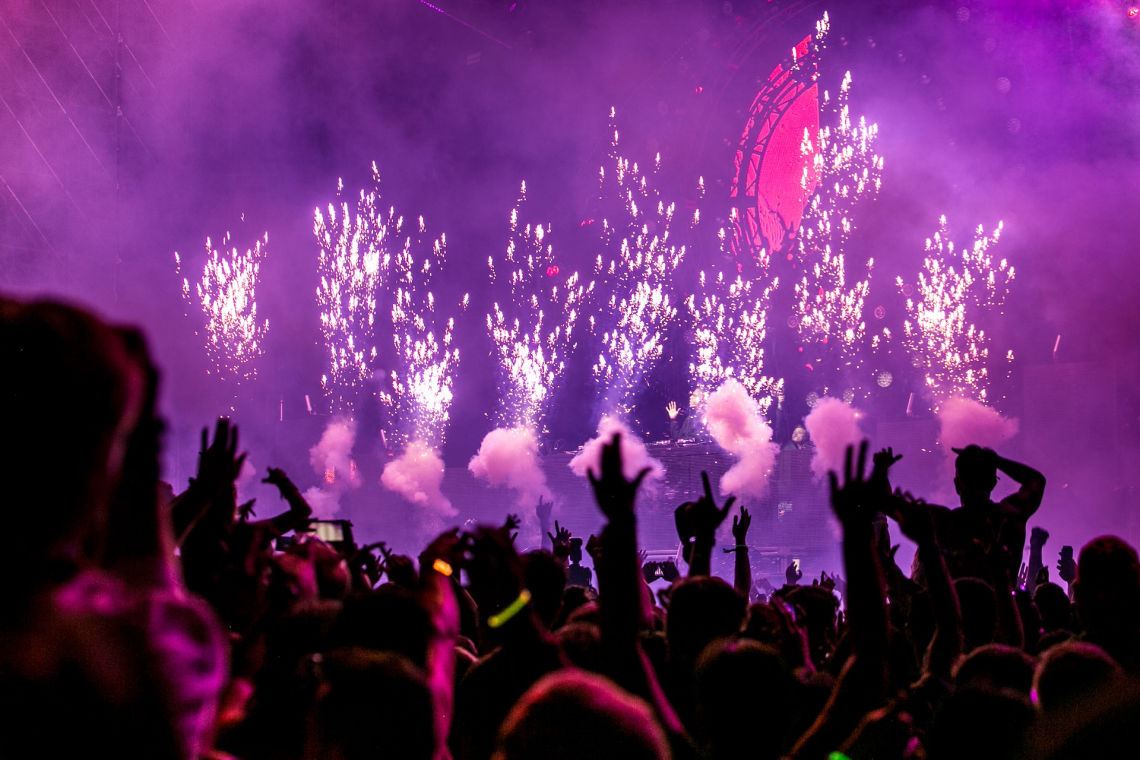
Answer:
xmin=788 ymin=442 xmax=890 ymax=760
xmin=253 ymin=467 xmax=313 ymax=538
xmin=419 ymin=531 xmax=462 ymax=760
xmin=730 ymin=507 xmax=752 ymax=597
xmin=995 ymin=450 xmax=1046 ymax=513
xmin=1025 ymin=527 xmax=1049 ymax=591
xmin=588 ymin=433 xmax=685 ymax=740
xmin=953 ymin=446 xmax=1045 ymax=517
xmin=535 ymin=497 xmax=553 ymax=551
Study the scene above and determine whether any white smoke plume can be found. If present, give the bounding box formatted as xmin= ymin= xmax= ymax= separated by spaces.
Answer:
xmin=382 ymin=439 xmax=456 ymax=534
xmin=302 ymin=418 xmax=362 ymax=520
xmin=804 ymin=396 xmax=863 ymax=479
xmin=303 ymin=485 xmax=342 ymax=519
xmin=309 ymin=418 xmax=362 ymax=487
xmin=703 ymin=379 xmax=779 ymax=499
xmin=938 ymin=396 xmax=1019 ymax=452
xmin=569 ymin=416 xmax=664 ymax=486
xmin=469 ymin=426 xmax=552 ymax=508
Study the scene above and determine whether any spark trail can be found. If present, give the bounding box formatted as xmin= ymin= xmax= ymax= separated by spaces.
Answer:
xmin=687 ymin=267 xmax=784 ymax=416
xmin=590 ymin=109 xmax=688 ymax=420
xmin=486 ymin=182 xmax=592 ymax=431
xmin=792 ymin=69 xmax=883 ymax=381
xmin=174 ymin=229 xmax=269 ymax=386
xmin=897 ymin=217 xmax=1012 ymax=409
xmin=314 ymin=165 xmax=394 ymax=415
xmin=378 ymin=218 xmax=463 ymax=451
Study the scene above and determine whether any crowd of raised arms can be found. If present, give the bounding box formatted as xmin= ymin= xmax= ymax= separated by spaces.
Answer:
xmin=4 ymin=295 xmax=1139 ymax=760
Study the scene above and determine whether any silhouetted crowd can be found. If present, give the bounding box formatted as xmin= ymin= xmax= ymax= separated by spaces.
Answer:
xmin=4 ymin=295 xmax=1139 ymax=760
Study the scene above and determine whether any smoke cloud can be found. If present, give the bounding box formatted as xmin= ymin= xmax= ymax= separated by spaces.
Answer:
xmin=703 ymin=379 xmax=779 ymax=499
xmin=569 ymin=416 xmax=664 ymax=487
xmin=469 ymin=426 xmax=552 ymax=508
xmin=302 ymin=418 xmax=362 ymax=519
xmin=382 ymin=439 xmax=456 ymax=534
xmin=938 ymin=396 xmax=1019 ymax=452
xmin=309 ymin=419 xmax=362 ymax=487
xmin=303 ymin=486 xmax=342 ymax=519
xmin=804 ymin=397 xmax=864 ymax=479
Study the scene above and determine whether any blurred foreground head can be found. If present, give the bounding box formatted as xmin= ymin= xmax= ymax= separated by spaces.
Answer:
xmin=493 ymin=669 xmax=670 ymax=760
xmin=0 ymin=296 xmax=152 ymax=581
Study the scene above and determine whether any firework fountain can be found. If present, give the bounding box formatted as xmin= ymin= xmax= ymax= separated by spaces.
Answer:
xmin=174 ymin=229 xmax=270 ymax=394
xmin=484 ymin=182 xmax=592 ymax=432
xmin=897 ymin=216 xmax=1013 ymax=410
xmin=687 ymin=265 xmax=784 ymax=416
xmin=372 ymin=184 xmax=465 ymax=531
xmin=377 ymin=226 xmax=462 ymax=453
xmin=314 ymin=165 xmax=392 ymax=417
xmin=791 ymin=68 xmax=884 ymax=394
xmin=897 ymin=217 xmax=1018 ymax=451
xmin=313 ymin=165 xmax=465 ymax=525
xmin=470 ymin=183 xmax=591 ymax=508
xmin=589 ymin=109 xmax=688 ymax=425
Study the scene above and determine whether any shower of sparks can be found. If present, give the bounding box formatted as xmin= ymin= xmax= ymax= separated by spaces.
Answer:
xmin=376 ymin=212 xmax=465 ymax=451
xmin=792 ymin=69 xmax=883 ymax=366
xmin=174 ymin=230 xmax=269 ymax=384
xmin=314 ymin=164 xmax=395 ymax=415
xmin=590 ymin=108 xmax=688 ymax=419
xmin=687 ymin=268 xmax=784 ymax=417
xmin=794 ymin=245 xmax=874 ymax=355
xmin=897 ymin=217 xmax=1013 ymax=409
xmin=486 ymin=182 xmax=593 ymax=431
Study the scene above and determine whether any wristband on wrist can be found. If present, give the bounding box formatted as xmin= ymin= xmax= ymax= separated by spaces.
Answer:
xmin=431 ymin=558 xmax=453 ymax=577
xmin=488 ymin=589 xmax=532 ymax=629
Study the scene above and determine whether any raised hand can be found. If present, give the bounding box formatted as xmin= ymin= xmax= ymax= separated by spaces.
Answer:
xmin=641 ymin=561 xmax=660 ymax=584
xmin=547 ymin=520 xmax=572 ymax=561
xmin=828 ymin=441 xmax=877 ymax=525
xmin=675 ymin=472 xmax=735 ymax=541
xmin=194 ymin=417 xmax=246 ymax=497
xmin=1031 ymin=526 xmax=1050 ymax=548
xmin=547 ymin=520 xmax=571 ymax=548
xmin=732 ymin=506 xmax=752 ymax=545
xmin=259 ymin=466 xmax=312 ymax=529
xmin=587 ymin=433 xmax=651 ymax=523
xmin=262 ymin=466 xmax=293 ymax=491
xmin=822 ymin=572 xmax=846 ymax=597
xmin=1057 ymin=546 xmax=1076 ymax=584
xmin=872 ymin=446 xmax=903 ymax=473
xmin=502 ymin=513 xmax=521 ymax=544
xmin=237 ymin=499 xmax=256 ymax=521
xmin=665 ymin=401 xmax=680 ymax=420
xmin=535 ymin=497 xmax=553 ymax=524
xmin=786 ymin=560 xmax=802 ymax=585
xmin=870 ymin=447 xmax=902 ymax=494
